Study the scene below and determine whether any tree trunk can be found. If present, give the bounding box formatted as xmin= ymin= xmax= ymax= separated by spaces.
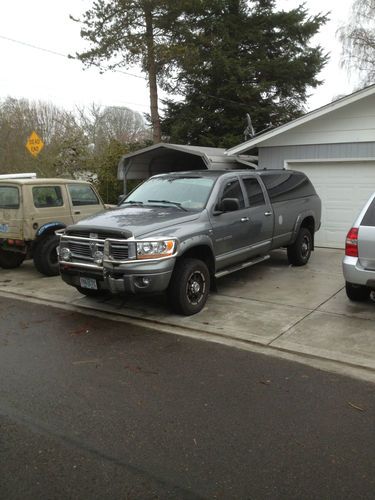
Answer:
xmin=144 ymin=6 xmax=162 ymax=143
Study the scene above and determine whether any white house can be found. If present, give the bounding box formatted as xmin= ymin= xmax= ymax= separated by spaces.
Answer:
xmin=226 ymin=84 xmax=375 ymax=248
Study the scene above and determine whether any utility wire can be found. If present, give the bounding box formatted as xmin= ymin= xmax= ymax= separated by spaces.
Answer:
xmin=0 ymin=33 xmax=256 ymax=112
xmin=0 ymin=34 xmax=146 ymax=80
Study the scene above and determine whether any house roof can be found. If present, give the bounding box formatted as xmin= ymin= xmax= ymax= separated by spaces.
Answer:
xmin=225 ymin=84 xmax=375 ymax=156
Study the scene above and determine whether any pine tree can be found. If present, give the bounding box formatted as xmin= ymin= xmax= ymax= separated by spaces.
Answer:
xmin=162 ymin=0 xmax=328 ymax=147
xmin=72 ymin=0 xmax=190 ymax=143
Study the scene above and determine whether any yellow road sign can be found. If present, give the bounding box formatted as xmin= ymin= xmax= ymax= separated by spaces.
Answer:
xmin=26 ymin=131 xmax=44 ymax=157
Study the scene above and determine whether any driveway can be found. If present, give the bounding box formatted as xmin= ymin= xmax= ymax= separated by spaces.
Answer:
xmin=1 ymin=248 xmax=375 ymax=381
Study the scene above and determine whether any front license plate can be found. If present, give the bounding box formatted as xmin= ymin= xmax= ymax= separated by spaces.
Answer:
xmin=0 ymin=224 xmax=9 ymax=233
xmin=80 ymin=277 xmax=98 ymax=290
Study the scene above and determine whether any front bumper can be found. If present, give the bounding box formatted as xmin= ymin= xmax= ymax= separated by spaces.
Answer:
xmin=342 ymin=256 xmax=375 ymax=288
xmin=60 ymin=258 xmax=175 ymax=295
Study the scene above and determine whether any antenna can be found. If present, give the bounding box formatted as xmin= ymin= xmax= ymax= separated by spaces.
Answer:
xmin=244 ymin=113 xmax=255 ymax=141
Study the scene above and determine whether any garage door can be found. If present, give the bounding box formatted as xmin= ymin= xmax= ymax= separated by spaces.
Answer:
xmin=287 ymin=161 xmax=375 ymax=248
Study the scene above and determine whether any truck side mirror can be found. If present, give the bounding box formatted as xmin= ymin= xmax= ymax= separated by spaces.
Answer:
xmin=217 ymin=197 xmax=240 ymax=213
xmin=118 ymin=194 xmax=125 ymax=205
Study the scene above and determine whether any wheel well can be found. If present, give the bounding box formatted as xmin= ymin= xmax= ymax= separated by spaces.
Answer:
xmin=178 ymin=245 xmax=215 ymax=277
xmin=300 ymin=216 xmax=315 ymax=235
xmin=300 ymin=216 xmax=315 ymax=249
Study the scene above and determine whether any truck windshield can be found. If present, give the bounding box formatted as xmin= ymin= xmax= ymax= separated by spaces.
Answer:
xmin=123 ymin=176 xmax=215 ymax=211
xmin=0 ymin=186 xmax=20 ymax=209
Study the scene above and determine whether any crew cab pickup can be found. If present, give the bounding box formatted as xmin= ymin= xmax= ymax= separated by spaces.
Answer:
xmin=0 ymin=178 xmax=108 ymax=276
xmin=58 ymin=170 xmax=321 ymax=315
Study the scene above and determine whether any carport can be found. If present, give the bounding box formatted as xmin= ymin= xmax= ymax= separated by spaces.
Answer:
xmin=117 ymin=143 xmax=257 ymax=194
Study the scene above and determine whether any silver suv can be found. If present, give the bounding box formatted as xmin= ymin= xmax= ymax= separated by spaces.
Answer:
xmin=343 ymin=192 xmax=375 ymax=301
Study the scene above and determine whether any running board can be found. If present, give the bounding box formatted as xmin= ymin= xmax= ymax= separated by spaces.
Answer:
xmin=215 ymin=255 xmax=270 ymax=279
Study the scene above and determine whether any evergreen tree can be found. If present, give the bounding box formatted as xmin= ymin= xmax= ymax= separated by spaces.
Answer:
xmin=162 ymin=0 xmax=328 ymax=147
xmin=72 ymin=0 xmax=191 ymax=144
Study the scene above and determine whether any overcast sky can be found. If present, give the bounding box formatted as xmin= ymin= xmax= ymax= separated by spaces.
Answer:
xmin=0 ymin=0 xmax=355 ymax=117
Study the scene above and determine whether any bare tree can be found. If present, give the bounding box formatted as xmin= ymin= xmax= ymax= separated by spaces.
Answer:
xmin=338 ymin=0 xmax=375 ymax=84
xmin=76 ymin=104 xmax=150 ymax=151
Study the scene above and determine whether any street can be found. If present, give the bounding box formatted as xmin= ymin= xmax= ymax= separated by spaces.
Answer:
xmin=0 ymin=296 xmax=374 ymax=499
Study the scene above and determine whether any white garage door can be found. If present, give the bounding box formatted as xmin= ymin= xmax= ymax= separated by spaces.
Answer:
xmin=287 ymin=161 xmax=375 ymax=248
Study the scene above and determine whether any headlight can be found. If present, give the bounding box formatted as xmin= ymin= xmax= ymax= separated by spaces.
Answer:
xmin=136 ymin=239 xmax=176 ymax=260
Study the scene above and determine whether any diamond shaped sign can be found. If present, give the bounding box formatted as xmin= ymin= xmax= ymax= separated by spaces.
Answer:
xmin=26 ymin=131 xmax=44 ymax=157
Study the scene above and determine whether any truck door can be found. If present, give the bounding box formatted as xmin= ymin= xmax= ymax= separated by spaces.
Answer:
xmin=209 ymin=177 xmax=252 ymax=268
xmin=241 ymin=176 xmax=273 ymax=257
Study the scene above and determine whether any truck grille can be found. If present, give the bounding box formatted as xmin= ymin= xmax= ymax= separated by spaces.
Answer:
xmin=64 ymin=231 xmax=129 ymax=262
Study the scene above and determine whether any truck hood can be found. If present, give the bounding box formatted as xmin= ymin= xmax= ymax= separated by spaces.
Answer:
xmin=69 ymin=205 xmax=201 ymax=238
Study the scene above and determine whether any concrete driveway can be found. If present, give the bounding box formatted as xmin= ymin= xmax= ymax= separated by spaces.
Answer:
xmin=1 ymin=248 xmax=375 ymax=381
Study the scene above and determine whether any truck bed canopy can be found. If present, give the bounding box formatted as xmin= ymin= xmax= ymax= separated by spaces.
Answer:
xmin=117 ymin=144 xmax=257 ymax=183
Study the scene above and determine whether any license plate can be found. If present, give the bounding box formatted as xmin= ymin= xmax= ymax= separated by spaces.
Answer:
xmin=79 ymin=277 xmax=98 ymax=290
xmin=0 ymin=224 xmax=9 ymax=233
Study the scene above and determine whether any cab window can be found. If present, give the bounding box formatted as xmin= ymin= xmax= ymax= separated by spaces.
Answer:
xmin=68 ymin=184 xmax=99 ymax=206
xmin=218 ymin=180 xmax=245 ymax=211
xmin=33 ymin=186 xmax=63 ymax=208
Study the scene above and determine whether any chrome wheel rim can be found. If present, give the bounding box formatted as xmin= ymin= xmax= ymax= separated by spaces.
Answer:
xmin=186 ymin=271 xmax=206 ymax=305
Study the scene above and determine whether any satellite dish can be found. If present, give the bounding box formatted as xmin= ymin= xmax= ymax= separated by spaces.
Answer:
xmin=244 ymin=113 xmax=255 ymax=141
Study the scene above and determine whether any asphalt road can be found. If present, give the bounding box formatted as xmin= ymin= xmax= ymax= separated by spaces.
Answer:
xmin=0 ymin=296 xmax=374 ymax=500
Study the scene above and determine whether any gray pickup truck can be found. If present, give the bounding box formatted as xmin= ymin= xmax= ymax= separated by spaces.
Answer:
xmin=57 ymin=169 xmax=321 ymax=315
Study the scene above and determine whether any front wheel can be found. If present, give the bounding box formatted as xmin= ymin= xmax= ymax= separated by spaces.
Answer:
xmin=345 ymin=282 xmax=371 ymax=302
xmin=287 ymin=227 xmax=312 ymax=266
xmin=168 ymin=258 xmax=210 ymax=315
xmin=33 ymin=235 xmax=60 ymax=276
xmin=0 ymin=248 xmax=25 ymax=269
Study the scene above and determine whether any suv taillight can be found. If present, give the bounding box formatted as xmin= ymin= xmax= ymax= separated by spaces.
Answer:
xmin=345 ymin=227 xmax=359 ymax=257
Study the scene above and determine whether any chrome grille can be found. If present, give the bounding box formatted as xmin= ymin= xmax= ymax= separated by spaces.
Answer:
xmin=109 ymin=243 xmax=129 ymax=260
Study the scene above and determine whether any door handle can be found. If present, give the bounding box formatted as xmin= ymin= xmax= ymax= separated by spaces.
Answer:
xmin=240 ymin=217 xmax=249 ymax=222
xmin=74 ymin=211 xmax=81 ymax=215
xmin=264 ymin=211 xmax=272 ymax=216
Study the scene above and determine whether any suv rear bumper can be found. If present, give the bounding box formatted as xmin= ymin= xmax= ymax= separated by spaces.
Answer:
xmin=343 ymin=255 xmax=375 ymax=288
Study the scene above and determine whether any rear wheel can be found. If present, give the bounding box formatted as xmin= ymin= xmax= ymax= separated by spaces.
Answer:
xmin=0 ymin=248 xmax=25 ymax=269
xmin=287 ymin=227 xmax=312 ymax=266
xmin=33 ymin=235 xmax=60 ymax=276
xmin=168 ymin=258 xmax=210 ymax=315
xmin=345 ymin=282 xmax=371 ymax=302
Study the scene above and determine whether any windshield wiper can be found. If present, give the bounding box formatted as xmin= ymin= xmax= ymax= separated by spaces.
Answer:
xmin=121 ymin=200 xmax=144 ymax=206
xmin=147 ymin=199 xmax=188 ymax=212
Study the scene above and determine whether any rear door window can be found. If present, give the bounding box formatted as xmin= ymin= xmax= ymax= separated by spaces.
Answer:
xmin=361 ymin=198 xmax=375 ymax=226
xmin=68 ymin=184 xmax=99 ymax=206
xmin=0 ymin=186 xmax=19 ymax=208
xmin=32 ymin=186 xmax=63 ymax=208
xmin=242 ymin=178 xmax=266 ymax=207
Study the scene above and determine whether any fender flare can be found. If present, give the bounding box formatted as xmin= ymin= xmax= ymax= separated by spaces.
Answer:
xmin=36 ymin=222 xmax=66 ymax=239
xmin=291 ymin=211 xmax=316 ymax=246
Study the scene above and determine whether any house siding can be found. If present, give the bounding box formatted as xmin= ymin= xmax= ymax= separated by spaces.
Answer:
xmin=259 ymin=142 xmax=375 ymax=169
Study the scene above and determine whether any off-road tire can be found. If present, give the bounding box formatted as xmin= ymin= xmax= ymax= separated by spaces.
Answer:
xmin=0 ymin=248 xmax=26 ymax=269
xmin=287 ymin=227 xmax=312 ymax=266
xmin=75 ymin=286 xmax=109 ymax=298
xmin=33 ymin=235 xmax=60 ymax=276
xmin=168 ymin=258 xmax=210 ymax=315
xmin=345 ymin=282 xmax=371 ymax=302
